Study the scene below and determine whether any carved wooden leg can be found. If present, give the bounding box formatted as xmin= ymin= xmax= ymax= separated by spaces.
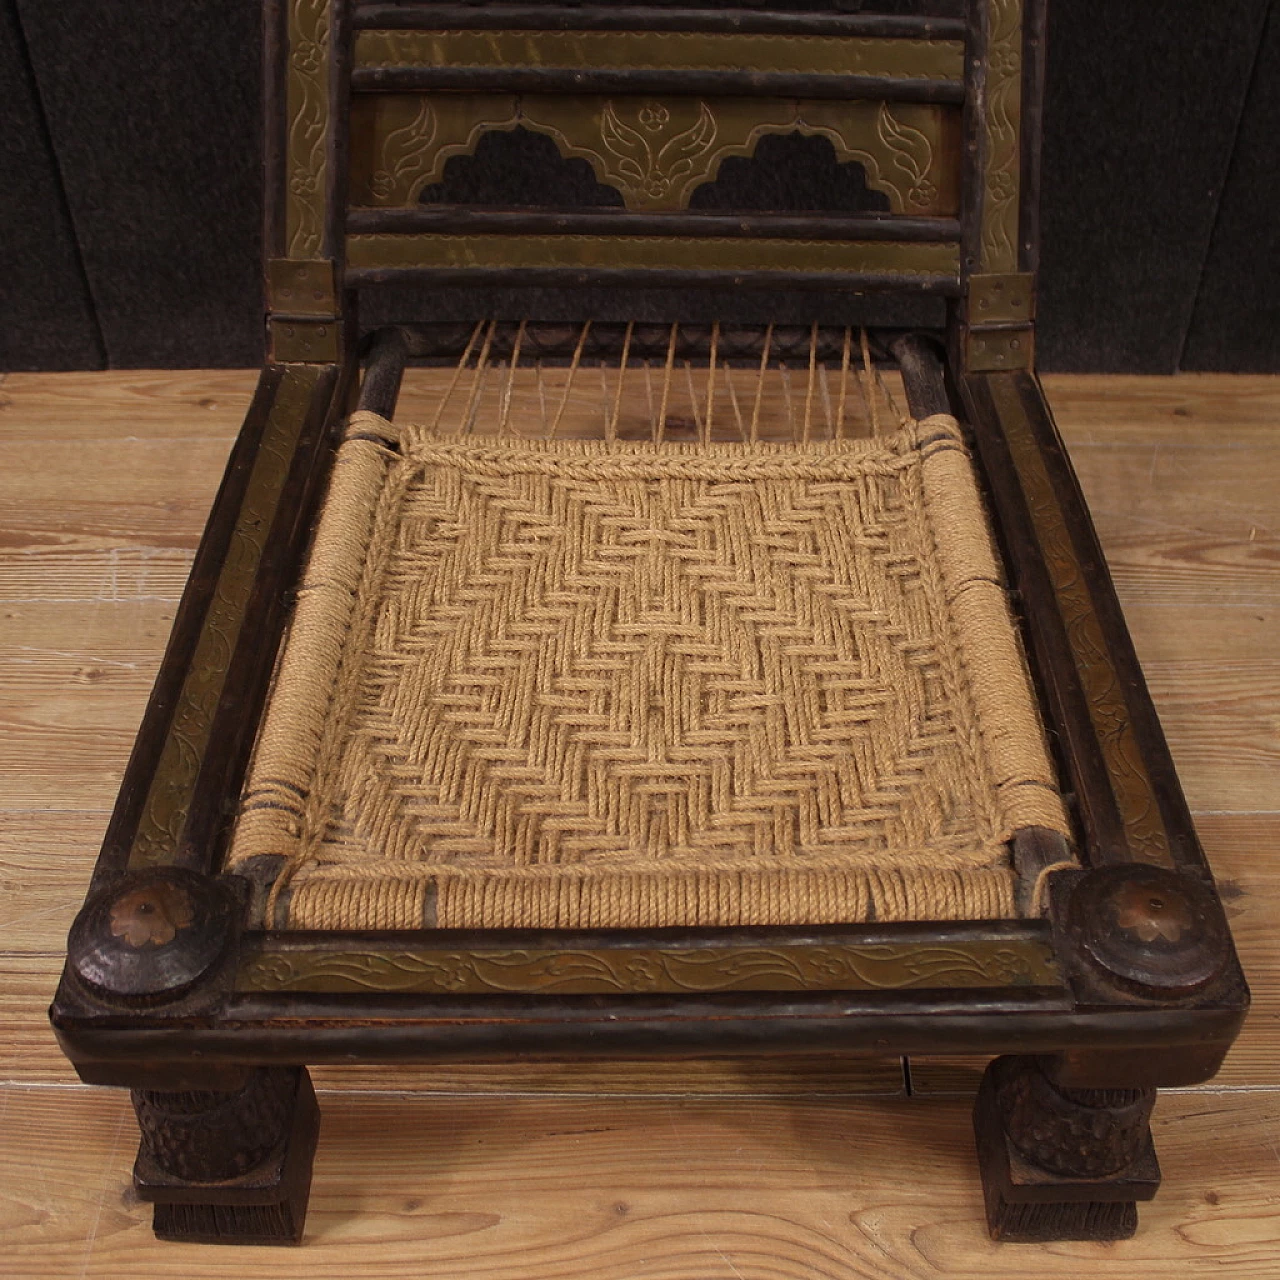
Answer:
xmin=131 ymin=1066 xmax=320 ymax=1244
xmin=973 ymin=1055 xmax=1160 ymax=1242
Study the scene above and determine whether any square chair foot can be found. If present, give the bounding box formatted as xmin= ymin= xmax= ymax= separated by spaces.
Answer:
xmin=133 ymin=1067 xmax=320 ymax=1245
xmin=151 ymin=1197 xmax=310 ymax=1247
xmin=981 ymin=1187 xmax=1139 ymax=1243
xmin=973 ymin=1056 xmax=1159 ymax=1243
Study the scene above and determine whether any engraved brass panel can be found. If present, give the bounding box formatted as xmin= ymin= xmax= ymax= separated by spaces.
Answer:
xmin=350 ymin=94 xmax=961 ymax=216
xmin=237 ymin=938 xmax=1062 ymax=995
xmin=354 ymin=29 xmax=965 ymax=83
xmin=969 ymin=272 xmax=1034 ymax=324
xmin=346 ymin=233 xmax=960 ymax=278
xmin=128 ymin=367 xmax=324 ymax=869
xmin=966 ymin=328 xmax=1033 ymax=372
xmin=979 ymin=0 xmax=1024 ymax=272
xmin=267 ymin=257 xmax=337 ymax=315
xmin=286 ymin=0 xmax=332 ymax=259
xmin=270 ymin=318 xmax=342 ymax=363
xmin=988 ymin=375 xmax=1174 ymax=867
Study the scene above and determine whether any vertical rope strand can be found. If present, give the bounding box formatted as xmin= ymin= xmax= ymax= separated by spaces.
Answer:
xmin=535 ymin=360 xmax=549 ymax=435
xmin=497 ymin=319 xmax=526 ymax=438
xmin=836 ymin=327 xmax=852 ymax=440
xmin=462 ymin=362 xmax=493 ymax=435
xmin=607 ymin=319 xmax=634 ymax=443
xmin=550 ymin=320 xmax=592 ymax=438
xmin=656 ymin=323 xmax=679 ymax=445
xmin=875 ymin=360 xmax=904 ymax=425
xmin=426 ymin=319 xmax=485 ymax=435
xmin=859 ymin=327 xmax=881 ymax=438
xmin=749 ymin=322 xmax=773 ymax=445
xmin=802 ymin=321 xmax=819 ymax=444
xmin=459 ymin=319 xmax=496 ymax=435
xmin=725 ymin=362 xmax=747 ymax=441
xmin=705 ymin=321 xmax=719 ymax=444
xmin=642 ymin=360 xmax=656 ymax=442
xmin=818 ymin=360 xmax=834 ymax=441
xmin=683 ymin=361 xmax=705 ymax=440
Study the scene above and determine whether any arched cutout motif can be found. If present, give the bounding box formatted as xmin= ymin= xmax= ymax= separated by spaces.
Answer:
xmin=419 ymin=128 xmax=625 ymax=208
xmin=688 ymin=133 xmax=891 ymax=214
xmin=351 ymin=96 xmax=958 ymax=216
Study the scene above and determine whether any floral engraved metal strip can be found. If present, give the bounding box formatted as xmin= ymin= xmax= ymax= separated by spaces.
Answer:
xmin=353 ymin=29 xmax=965 ymax=83
xmin=286 ymin=0 xmax=332 ymax=258
xmin=989 ymin=375 xmax=1173 ymax=866
xmin=350 ymin=94 xmax=959 ymax=215
xmin=980 ymin=0 xmax=1023 ymax=271
xmin=238 ymin=938 xmax=1061 ymax=995
xmin=352 ymin=93 xmax=519 ymax=205
xmin=129 ymin=367 xmax=322 ymax=868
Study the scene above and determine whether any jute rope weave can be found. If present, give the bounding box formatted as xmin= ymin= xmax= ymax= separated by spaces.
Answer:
xmin=228 ymin=410 xmax=1069 ymax=929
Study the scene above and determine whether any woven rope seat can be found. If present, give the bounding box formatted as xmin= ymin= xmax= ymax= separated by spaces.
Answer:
xmin=228 ymin=401 xmax=1069 ymax=931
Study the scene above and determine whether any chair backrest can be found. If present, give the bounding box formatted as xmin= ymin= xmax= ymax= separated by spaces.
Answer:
xmin=263 ymin=0 xmax=1042 ymax=373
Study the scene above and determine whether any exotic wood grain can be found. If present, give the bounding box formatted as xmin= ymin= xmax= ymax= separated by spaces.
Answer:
xmin=0 ymin=955 xmax=79 ymax=1085
xmin=3 ymin=1085 xmax=1279 ymax=1277
xmin=0 ymin=812 xmax=111 ymax=958
xmin=0 ymin=369 xmax=260 ymax=434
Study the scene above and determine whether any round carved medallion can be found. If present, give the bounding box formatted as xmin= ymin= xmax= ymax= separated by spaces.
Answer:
xmin=1066 ymin=864 xmax=1229 ymax=995
xmin=67 ymin=867 xmax=236 ymax=1001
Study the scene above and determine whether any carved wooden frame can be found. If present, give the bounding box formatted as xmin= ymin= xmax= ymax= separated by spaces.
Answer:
xmin=54 ymin=0 xmax=1248 ymax=1248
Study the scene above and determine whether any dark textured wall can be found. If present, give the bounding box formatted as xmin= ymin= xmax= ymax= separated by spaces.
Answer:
xmin=0 ymin=0 xmax=103 ymax=369
xmin=2 ymin=1 xmax=1276 ymax=372
xmin=1037 ymin=0 xmax=1272 ymax=371
xmin=1182 ymin=1 xmax=1280 ymax=372
xmin=12 ymin=0 xmax=264 ymax=368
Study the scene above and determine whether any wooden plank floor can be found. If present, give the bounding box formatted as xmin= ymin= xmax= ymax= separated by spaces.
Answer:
xmin=0 ymin=369 xmax=1276 ymax=1275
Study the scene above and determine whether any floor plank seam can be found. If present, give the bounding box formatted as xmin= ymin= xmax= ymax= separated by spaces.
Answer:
xmin=0 ymin=595 xmax=183 ymax=605
xmin=0 ymin=808 xmax=114 ymax=815
xmin=1192 ymin=808 xmax=1279 ymax=817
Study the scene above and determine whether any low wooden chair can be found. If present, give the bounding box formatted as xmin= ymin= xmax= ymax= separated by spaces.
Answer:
xmin=53 ymin=0 xmax=1248 ymax=1247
